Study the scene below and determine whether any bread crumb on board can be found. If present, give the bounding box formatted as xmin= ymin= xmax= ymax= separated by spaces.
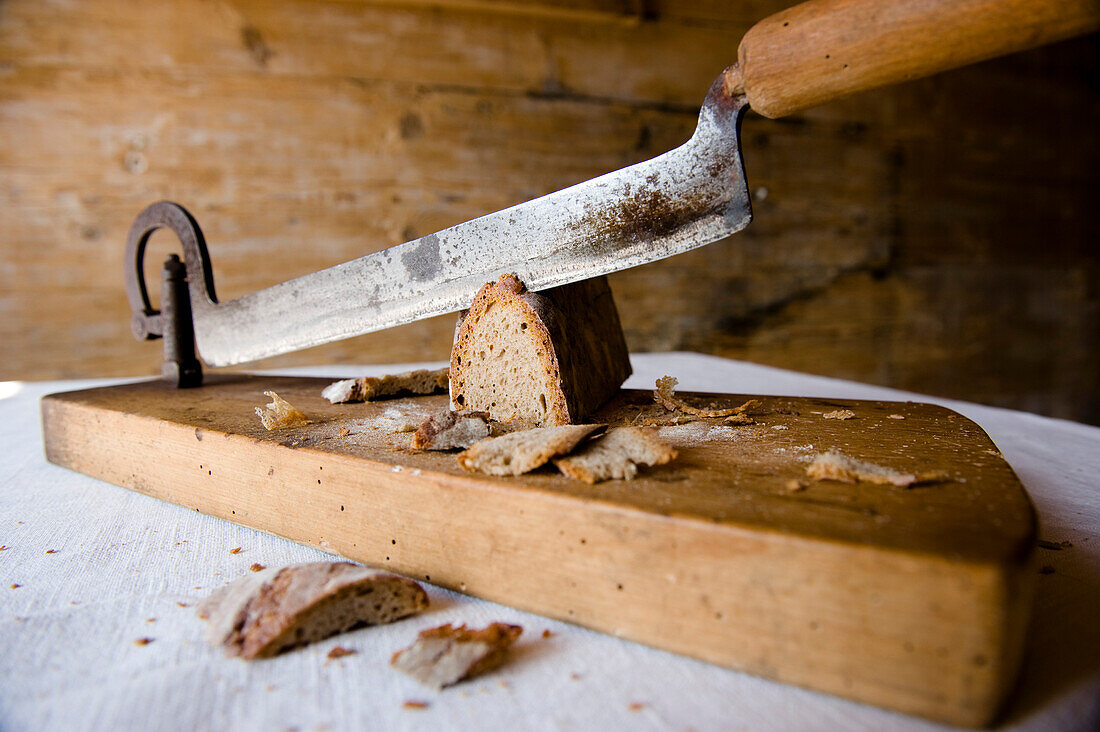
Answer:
xmin=806 ymin=451 xmax=947 ymax=488
xmin=554 ymin=427 xmax=677 ymax=484
xmin=197 ymin=562 xmax=428 ymax=660
xmin=654 ymin=376 xmax=759 ymax=420
xmin=255 ymin=391 xmax=309 ymax=430
xmin=322 ymin=368 xmax=449 ymax=404
xmin=822 ymin=409 xmax=856 ymax=420
xmin=402 ymin=700 xmax=430 ymax=710
xmin=229 ymin=547 xmax=242 ymax=554
xmin=457 ymin=424 xmax=604 ymax=476
xmin=412 ymin=409 xmax=491 ymax=451
xmin=391 ymin=622 xmax=523 ymax=689
xmin=327 ymin=646 xmax=357 ymax=659
xmin=133 ymin=637 xmax=154 ymax=646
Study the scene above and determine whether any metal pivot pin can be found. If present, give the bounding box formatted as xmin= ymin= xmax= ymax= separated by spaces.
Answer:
xmin=125 ymin=201 xmax=216 ymax=388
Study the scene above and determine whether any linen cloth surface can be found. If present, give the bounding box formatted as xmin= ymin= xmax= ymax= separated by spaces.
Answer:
xmin=1 ymin=353 xmax=1097 ymax=731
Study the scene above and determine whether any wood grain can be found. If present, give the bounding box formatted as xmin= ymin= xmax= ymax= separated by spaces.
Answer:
xmin=2 ymin=0 xmax=1098 ymax=425
xmin=41 ymin=375 xmax=1037 ymax=725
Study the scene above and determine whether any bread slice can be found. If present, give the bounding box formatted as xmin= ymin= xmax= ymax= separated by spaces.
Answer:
xmin=449 ymin=274 xmax=631 ymax=427
xmin=322 ymin=368 xmax=449 ymax=404
xmin=554 ymin=427 xmax=678 ymax=483
xmin=391 ymin=622 xmax=523 ymax=689
xmin=456 ymin=424 xmax=604 ymax=476
xmin=197 ymin=562 xmax=428 ymax=659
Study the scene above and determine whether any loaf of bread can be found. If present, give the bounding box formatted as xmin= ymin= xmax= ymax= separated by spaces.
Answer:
xmin=449 ymin=274 xmax=631 ymax=427
xmin=197 ymin=562 xmax=428 ymax=659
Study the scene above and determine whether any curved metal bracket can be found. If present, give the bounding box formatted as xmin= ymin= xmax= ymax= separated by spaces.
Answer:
xmin=124 ymin=201 xmax=217 ymax=387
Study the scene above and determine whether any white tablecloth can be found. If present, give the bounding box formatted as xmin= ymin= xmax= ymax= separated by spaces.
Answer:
xmin=2 ymin=353 xmax=1097 ymax=731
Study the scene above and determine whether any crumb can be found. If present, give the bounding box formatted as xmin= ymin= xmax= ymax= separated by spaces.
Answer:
xmin=336 ymin=428 xmax=350 ymax=438
xmin=1038 ymin=565 xmax=1055 ymax=575
xmin=412 ymin=409 xmax=491 ymax=451
xmin=655 ymin=376 xmax=759 ymax=419
xmin=806 ymin=451 xmax=947 ymax=488
xmin=628 ymin=702 xmax=646 ymax=711
xmin=888 ymin=414 xmax=905 ymax=420
xmin=266 ymin=684 xmax=276 ymax=692
xmin=1038 ymin=540 xmax=1073 ymax=550
xmin=45 ymin=549 xmax=57 ymax=554
xmin=250 ymin=563 xmax=266 ymax=572
xmin=402 ymin=700 xmax=430 ymax=710
xmin=724 ymin=413 xmax=755 ymax=425
xmin=570 ymin=673 xmax=582 ymax=680
xmin=146 ymin=618 xmax=156 ymax=623
xmin=323 ymin=369 xmax=449 ymax=404
xmin=10 ymin=583 xmax=21 ymax=589
xmin=822 ymin=409 xmax=856 ymax=420
xmin=0 ymin=545 xmax=7 ymax=551
xmin=255 ymin=391 xmax=309 ymax=430
xmin=391 ymin=622 xmax=523 ymax=688
xmin=497 ymin=679 xmax=510 ymax=690
xmin=327 ymin=646 xmax=357 ymax=659
xmin=230 ymin=547 xmax=242 ymax=554
xmin=176 ymin=602 xmax=191 ymax=608
xmin=542 ymin=629 xmax=553 ymax=638
xmin=784 ymin=479 xmax=806 ymax=492
xmin=134 ymin=637 xmax=154 ymax=646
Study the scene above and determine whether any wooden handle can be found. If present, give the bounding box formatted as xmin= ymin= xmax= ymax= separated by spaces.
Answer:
xmin=735 ymin=0 xmax=1100 ymax=118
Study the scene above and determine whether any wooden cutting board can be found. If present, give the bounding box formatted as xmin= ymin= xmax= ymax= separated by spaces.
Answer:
xmin=41 ymin=375 xmax=1036 ymax=726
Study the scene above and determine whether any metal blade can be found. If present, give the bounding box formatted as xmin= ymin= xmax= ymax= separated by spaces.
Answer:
xmin=191 ymin=75 xmax=750 ymax=367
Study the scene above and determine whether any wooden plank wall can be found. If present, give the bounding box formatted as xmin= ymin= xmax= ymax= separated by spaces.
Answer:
xmin=1 ymin=0 xmax=1097 ymax=424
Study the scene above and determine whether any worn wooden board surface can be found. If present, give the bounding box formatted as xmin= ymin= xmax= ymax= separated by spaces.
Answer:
xmin=1 ymin=0 xmax=1097 ymax=424
xmin=41 ymin=375 xmax=1037 ymax=725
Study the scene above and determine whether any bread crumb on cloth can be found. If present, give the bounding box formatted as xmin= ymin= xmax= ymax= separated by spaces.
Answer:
xmin=391 ymin=622 xmax=523 ymax=689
